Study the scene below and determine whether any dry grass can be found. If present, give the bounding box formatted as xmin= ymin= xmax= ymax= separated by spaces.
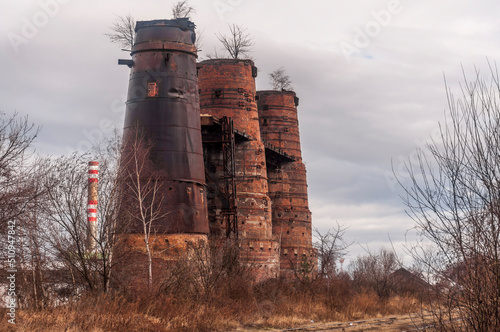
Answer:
xmin=0 ymin=261 xmax=427 ymax=332
xmin=0 ymin=288 xmax=424 ymax=332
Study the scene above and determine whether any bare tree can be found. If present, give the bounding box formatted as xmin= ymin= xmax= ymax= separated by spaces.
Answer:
xmin=0 ymin=112 xmax=39 ymax=227
xmin=216 ymin=24 xmax=253 ymax=59
xmin=398 ymin=64 xmax=500 ymax=330
xmin=39 ymin=154 xmax=98 ymax=294
xmin=269 ymin=67 xmax=293 ymax=91
xmin=32 ymin=135 xmax=127 ymax=297
xmin=5 ymin=160 xmax=52 ymax=309
xmin=171 ymin=1 xmax=195 ymax=19
xmin=120 ymin=131 xmax=169 ymax=289
xmin=90 ymin=134 xmax=127 ymax=292
xmin=314 ymin=224 xmax=351 ymax=279
xmin=105 ymin=14 xmax=135 ymax=50
xmin=161 ymin=239 xmax=251 ymax=302
xmin=350 ymin=247 xmax=400 ymax=298
xmin=0 ymin=113 xmax=44 ymax=307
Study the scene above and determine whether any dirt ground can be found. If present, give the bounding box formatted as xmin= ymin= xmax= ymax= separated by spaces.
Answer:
xmin=236 ymin=313 xmax=435 ymax=332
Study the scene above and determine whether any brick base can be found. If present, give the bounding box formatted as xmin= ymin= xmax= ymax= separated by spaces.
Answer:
xmin=113 ymin=233 xmax=208 ymax=292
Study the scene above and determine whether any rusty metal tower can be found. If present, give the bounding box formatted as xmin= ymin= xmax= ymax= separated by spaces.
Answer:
xmin=117 ymin=19 xmax=209 ymax=289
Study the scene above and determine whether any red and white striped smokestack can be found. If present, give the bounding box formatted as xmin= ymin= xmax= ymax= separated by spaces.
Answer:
xmin=87 ymin=161 xmax=98 ymax=252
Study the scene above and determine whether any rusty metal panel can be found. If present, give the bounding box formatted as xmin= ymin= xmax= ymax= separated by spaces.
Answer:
xmin=121 ymin=19 xmax=208 ymax=235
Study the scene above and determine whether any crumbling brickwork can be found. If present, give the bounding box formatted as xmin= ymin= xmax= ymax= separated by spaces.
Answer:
xmin=257 ymin=91 xmax=315 ymax=277
xmin=198 ymin=59 xmax=280 ymax=281
xmin=114 ymin=233 xmax=208 ymax=291
xmin=118 ymin=19 xmax=315 ymax=285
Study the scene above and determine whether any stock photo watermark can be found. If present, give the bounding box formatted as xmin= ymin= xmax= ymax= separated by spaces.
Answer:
xmin=213 ymin=0 xmax=245 ymax=20
xmin=340 ymin=0 xmax=404 ymax=63
xmin=7 ymin=0 xmax=71 ymax=54
xmin=6 ymin=220 xmax=17 ymax=324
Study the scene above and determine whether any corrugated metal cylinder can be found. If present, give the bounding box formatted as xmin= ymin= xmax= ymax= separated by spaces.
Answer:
xmin=257 ymin=90 xmax=314 ymax=275
xmin=122 ymin=19 xmax=209 ymax=235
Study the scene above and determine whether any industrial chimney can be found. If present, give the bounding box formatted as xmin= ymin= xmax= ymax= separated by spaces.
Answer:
xmin=257 ymin=90 xmax=315 ymax=277
xmin=198 ymin=59 xmax=280 ymax=281
xmin=87 ymin=161 xmax=98 ymax=253
xmin=117 ymin=19 xmax=209 ymax=288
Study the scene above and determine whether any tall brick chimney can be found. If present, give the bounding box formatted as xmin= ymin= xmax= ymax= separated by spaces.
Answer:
xmin=198 ymin=59 xmax=280 ymax=281
xmin=257 ymin=90 xmax=315 ymax=277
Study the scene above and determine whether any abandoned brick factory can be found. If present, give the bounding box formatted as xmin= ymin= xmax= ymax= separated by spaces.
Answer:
xmin=114 ymin=18 xmax=314 ymax=284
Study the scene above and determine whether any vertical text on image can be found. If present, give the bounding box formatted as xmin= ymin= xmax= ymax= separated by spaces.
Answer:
xmin=6 ymin=219 xmax=17 ymax=324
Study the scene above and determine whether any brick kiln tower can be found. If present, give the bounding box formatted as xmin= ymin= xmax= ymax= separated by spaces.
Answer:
xmin=115 ymin=18 xmax=315 ymax=285
xmin=117 ymin=19 xmax=209 ymax=289
xmin=257 ymin=90 xmax=315 ymax=277
xmin=198 ymin=59 xmax=280 ymax=280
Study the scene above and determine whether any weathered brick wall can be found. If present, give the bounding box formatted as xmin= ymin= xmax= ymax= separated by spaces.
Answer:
xmin=113 ymin=233 xmax=208 ymax=292
xmin=257 ymin=91 xmax=315 ymax=278
xmin=256 ymin=91 xmax=302 ymax=159
xmin=198 ymin=60 xmax=280 ymax=281
xmin=238 ymin=239 xmax=280 ymax=280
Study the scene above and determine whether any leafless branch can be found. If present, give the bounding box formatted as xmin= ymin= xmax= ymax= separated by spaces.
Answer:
xmin=105 ymin=14 xmax=135 ymax=51
xmin=349 ymin=247 xmax=400 ymax=298
xmin=314 ymin=223 xmax=351 ymax=278
xmin=216 ymin=24 xmax=253 ymax=59
xmin=171 ymin=1 xmax=196 ymax=19
xmin=397 ymin=62 xmax=500 ymax=330
xmin=269 ymin=67 xmax=293 ymax=91
xmin=119 ymin=130 xmax=171 ymax=289
xmin=0 ymin=112 xmax=39 ymax=227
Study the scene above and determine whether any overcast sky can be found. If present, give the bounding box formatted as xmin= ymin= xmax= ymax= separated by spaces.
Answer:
xmin=3 ymin=0 xmax=500 ymax=264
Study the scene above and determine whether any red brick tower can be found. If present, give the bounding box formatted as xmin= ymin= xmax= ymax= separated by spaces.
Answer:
xmin=257 ymin=90 xmax=315 ymax=277
xmin=198 ymin=59 xmax=279 ymax=281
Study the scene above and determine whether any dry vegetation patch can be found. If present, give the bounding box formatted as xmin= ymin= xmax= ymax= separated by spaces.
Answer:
xmin=0 ymin=287 xmax=425 ymax=331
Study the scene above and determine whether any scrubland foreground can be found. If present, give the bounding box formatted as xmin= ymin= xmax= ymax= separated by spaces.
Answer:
xmin=0 ymin=275 xmax=428 ymax=332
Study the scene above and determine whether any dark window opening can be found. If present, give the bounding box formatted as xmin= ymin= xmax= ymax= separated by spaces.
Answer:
xmin=213 ymin=89 xmax=223 ymax=98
